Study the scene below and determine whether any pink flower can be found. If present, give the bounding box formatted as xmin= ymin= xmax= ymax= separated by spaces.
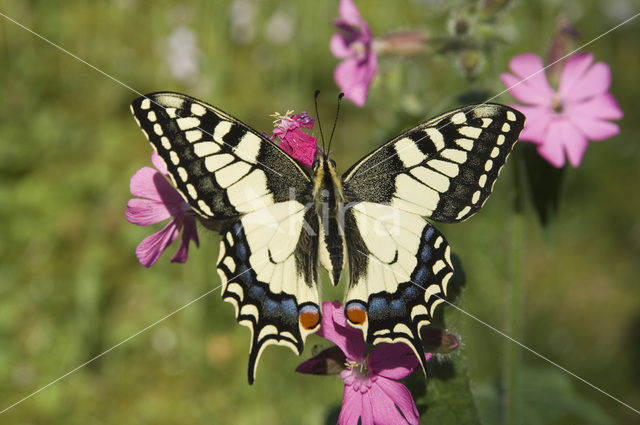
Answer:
xmin=296 ymin=301 xmax=430 ymax=425
xmin=331 ymin=0 xmax=378 ymax=107
xmin=501 ymin=53 xmax=623 ymax=167
xmin=268 ymin=111 xmax=317 ymax=167
xmin=126 ymin=151 xmax=199 ymax=267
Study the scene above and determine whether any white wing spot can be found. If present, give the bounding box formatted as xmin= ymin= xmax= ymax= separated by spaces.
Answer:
xmin=186 ymin=130 xmax=203 ymax=143
xmin=147 ymin=111 xmax=157 ymax=122
xmin=410 ymin=167 xmax=450 ymax=192
xmin=170 ymin=151 xmax=180 ymax=165
xmin=223 ymin=256 xmax=235 ymax=271
xmin=177 ymin=117 xmax=200 ymax=130
xmin=471 ymin=190 xmax=481 ymax=204
xmin=481 ymin=118 xmax=492 ymax=128
xmin=490 ymin=147 xmax=500 ymax=158
xmin=425 ymin=128 xmax=445 ymax=151
xmin=215 ymin=162 xmax=252 ymax=188
xmin=429 ymin=159 xmax=459 ymax=178
xmin=434 ymin=236 xmax=443 ymax=249
xmin=479 ymin=174 xmax=487 ymax=188
xmin=153 ymin=123 xmax=163 ymax=136
xmin=140 ymin=98 xmax=151 ymax=110
xmin=214 ymin=121 xmax=233 ymax=140
xmin=502 ymin=122 xmax=510 ymax=132
xmin=441 ymin=149 xmax=467 ymax=164
xmin=485 ymin=160 xmax=494 ymax=172
xmin=198 ymin=200 xmax=214 ymax=216
xmin=456 ymin=205 xmax=472 ymax=220
xmin=225 ymin=232 xmax=234 ymax=247
xmin=234 ymin=133 xmax=261 ymax=163
xmin=191 ymin=103 xmax=207 ymax=116
xmin=186 ymin=183 xmax=198 ymax=199
xmin=506 ymin=111 xmax=516 ymax=121
xmin=161 ymin=136 xmax=171 ymax=149
xmin=194 ymin=141 xmax=221 ymax=157
xmin=395 ymin=137 xmax=426 ymax=167
xmin=451 ymin=112 xmax=466 ymax=125
xmin=497 ymin=134 xmax=506 ymax=145
xmin=432 ymin=260 xmax=446 ymax=275
xmin=442 ymin=272 xmax=453 ymax=294
xmin=177 ymin=167 xmax=188 ymax=182
xmin=455 ymin=138 xmax=474 ymax=151
xmin=205 ymin=154 xmax=234 ymax=172
xmin=459 ymin=126 xmax=482 ymax=139
xmin=166 ymin=107 xmax=177 ymax=118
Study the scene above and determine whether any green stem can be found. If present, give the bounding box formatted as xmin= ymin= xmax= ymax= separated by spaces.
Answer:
xmin=504 ymin=154 xmax=526 ymax=425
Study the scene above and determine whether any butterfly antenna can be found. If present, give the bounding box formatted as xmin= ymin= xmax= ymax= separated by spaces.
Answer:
xmin=314 ymin=90 xmax=326 ymax=153
xmin=327 ymin=93 xmax=344 ymax=156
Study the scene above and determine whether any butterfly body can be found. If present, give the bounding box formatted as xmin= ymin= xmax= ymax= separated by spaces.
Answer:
xmin=130 ymin=92 xmax=525 ymax=383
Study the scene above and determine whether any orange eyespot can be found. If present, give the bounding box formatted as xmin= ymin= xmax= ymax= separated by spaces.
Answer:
xmin=346 ymin=303 xmax=367 ymax=326
xmin=299 ymin=306 xmax=320 ymax=330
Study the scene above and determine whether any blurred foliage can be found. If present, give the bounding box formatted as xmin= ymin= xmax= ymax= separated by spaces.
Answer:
xmin=1 ymin=0 xmax=639 ymax=424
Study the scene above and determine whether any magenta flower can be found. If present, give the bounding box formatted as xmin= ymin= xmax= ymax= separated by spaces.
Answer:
xmin=331 ymin=0 xmax=378 ymax=107
xmin=501 ymin=53 xmax=623 ymax=167
xmin=297 ymin=301 xmax=430 ymax=425
xmin=126 ymin=151 xmax=199 ymax=267
xmin=268 ymin=111 xmax=317 ymax=167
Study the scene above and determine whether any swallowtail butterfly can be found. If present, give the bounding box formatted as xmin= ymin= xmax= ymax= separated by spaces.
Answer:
xmin=130 ymin=92 xmax=525 ymax=383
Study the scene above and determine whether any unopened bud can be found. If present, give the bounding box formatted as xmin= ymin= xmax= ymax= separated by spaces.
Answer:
xmin=374 ymin=31 xmax=429 ymax=57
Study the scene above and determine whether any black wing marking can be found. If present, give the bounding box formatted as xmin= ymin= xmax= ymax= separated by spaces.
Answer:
xmin=130 ymin=92 xmax=312 ymax=220
xmin=342 ymin=104 xmax=525 ymax=222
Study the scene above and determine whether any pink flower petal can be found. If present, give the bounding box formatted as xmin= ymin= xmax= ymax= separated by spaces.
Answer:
xmin=135 ymin=220 xmax=181 ymax=268
xmin=151 ymin=150 xmax=169 ymax=174
xmin=338 ymin=0 xmax=365 ymax=28
xmin=129 ymin=167 xmax=164 ymax=200
xmin=568 ymin=114 xmax=620 ymax=141
xmin=538 ymin=121 xmax=567 ymax=168
xmin=331 ymin=32 xmax=354 ymax=59
xmin=171 ymin=218 xmax=199 ymax=263
xmin=335 ymin=54 xmax=377 ymax=107
xmin=360 ymin=390 xmax=374 ymax=425
xmin=338 ymin=386 xmax=361 ymax=425
xmin=501 ymin=53 xmax=555 ymax=106
xmin=565 ymin=93 xmax=623 ymax=120
xmin=375 ymin=378 xmax=420 ymax=425
xmin=369 ymin=343 xmax=429 ymax=380
xmin=362 ymin=383 xmax=409 ymax=425
xmin=511 ymin=104 xmax=552 ymax=144
xmin=557 ymin=53 xmax=594 ymax=97
xmin=560 ymin=121 xmax=589 ymax=167
xmin=126 ymin=198 xmax=173 ymax=226
xmin=317 ymin=301 xmax=366 ymax=360
xmin=563 ymin=61 xmax=611 ymax=103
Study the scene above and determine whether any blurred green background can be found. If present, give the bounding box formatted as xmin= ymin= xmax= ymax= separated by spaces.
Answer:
xmin=1 ymin=0 xmax=639 ymax=424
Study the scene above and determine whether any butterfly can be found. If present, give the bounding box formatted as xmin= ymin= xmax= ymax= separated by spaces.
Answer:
xmin=130 ymin=92 xmax=525 ymax=383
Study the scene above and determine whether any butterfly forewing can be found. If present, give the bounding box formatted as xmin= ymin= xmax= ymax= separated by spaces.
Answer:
xmin=343 ymin=104 xmax=525 ymax=222
xmin=131 ymin=92 xmax=321 ymax=384
xmin=130 ymin=92 xmax=311 ymax=220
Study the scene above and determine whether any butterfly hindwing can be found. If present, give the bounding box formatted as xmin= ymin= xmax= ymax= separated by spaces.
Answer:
xmin=343 ymin=203 xmax=453 ymax=372
xmin=342 ymin=104 xmax=525 ymax=222
xmin=130 ymin=92 xmax=311 ymax=220
xmin=217 ymin=202 xmax=321 ymax=383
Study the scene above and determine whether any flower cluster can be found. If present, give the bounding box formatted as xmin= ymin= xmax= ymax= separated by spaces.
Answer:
xmin=266 ymin=110 xmax=318 ymax=167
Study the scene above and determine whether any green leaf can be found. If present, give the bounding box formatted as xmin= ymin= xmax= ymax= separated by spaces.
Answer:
xmin=474 ymin=366 xmax=612 ymax=425
xmin=410 ymin=353 xmax=483 ymax=425
xmin=519 ymin=143 xmax=565 ymax=226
